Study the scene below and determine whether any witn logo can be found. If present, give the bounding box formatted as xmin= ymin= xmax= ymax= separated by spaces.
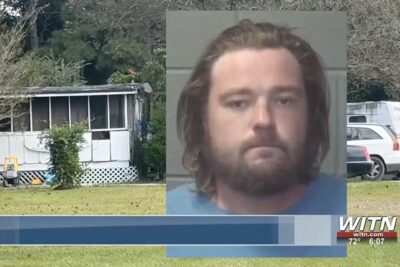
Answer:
xmin=337 ymin=216 xmax=398 ymax=239
xmin=339 ymin=216 xmax=397 ymax=231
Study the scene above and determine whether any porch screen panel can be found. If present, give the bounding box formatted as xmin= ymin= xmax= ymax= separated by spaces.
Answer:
xmin=0 ymin=105 xmax=11 ymax=132
xmin=109 ymin=95 xmax=125 ymax=128
xmin=0 ymin=118 xmax=11 ymax=132
xmin=51 ymin=97 xmax=69 ymax=126
xmin=90 ymin=96 xmax=108 ymax=129
xmin=32 ymin=97 xmax=49 ymax=131
xmin=13 ymin=102 xmax=31 ymax=132
xmin=70 ymin=96 xmax=88 ymax=126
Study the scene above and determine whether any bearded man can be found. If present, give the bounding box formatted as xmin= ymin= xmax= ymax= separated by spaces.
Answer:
xmin=167 ymin=19 xmax=346 ymax=215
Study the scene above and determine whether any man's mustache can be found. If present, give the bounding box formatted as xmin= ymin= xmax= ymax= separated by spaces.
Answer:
xmin=240 ymin=134 xmax=289 ymax=154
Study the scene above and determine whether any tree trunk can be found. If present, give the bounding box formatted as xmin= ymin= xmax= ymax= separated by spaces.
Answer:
xmin=28 ymin=0 xmax=39 ymax=51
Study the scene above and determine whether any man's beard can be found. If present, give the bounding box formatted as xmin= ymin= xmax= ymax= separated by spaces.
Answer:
xmin=206 ymin=132 xmax=307 ymax=197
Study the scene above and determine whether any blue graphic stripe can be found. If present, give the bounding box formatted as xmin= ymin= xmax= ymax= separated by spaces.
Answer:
xmin=0 ymin=216 xmax=280 ymax=245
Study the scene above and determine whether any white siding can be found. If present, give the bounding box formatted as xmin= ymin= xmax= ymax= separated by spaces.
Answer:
xmin=79 ymin=133 xmax=92 ymax=162
xmin=24 ymin=134 xmax=42 ymax=163
xmin=92 ymin=140 xmax=111 ymax=161
xmin=110 ymin=131 xmax=130 ymax=160
xmin=9 ymin=135 xmax=24 ymax=162
xmin=0 ymin=135 xmax=9 ymax=162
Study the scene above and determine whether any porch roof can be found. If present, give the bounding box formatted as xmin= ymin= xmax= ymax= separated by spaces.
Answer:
xmin=26 ymin=83 xmax=152 ymax=97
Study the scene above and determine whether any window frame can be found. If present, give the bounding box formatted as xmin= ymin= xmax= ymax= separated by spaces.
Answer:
xmin=50 ymin=96 xmax=70 ymax=127
xmin=2 ymin=94 xmax=128 ymax=133
xmin=88 ymin=95 xmax=127 ymax=132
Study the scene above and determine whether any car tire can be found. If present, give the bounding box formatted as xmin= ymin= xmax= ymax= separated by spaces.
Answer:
xmin=362 ymin=156 xmax=385 ymax=181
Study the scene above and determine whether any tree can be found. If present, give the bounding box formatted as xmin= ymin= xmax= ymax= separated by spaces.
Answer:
xmin=0 ymin=11 xmax=85 ymax=127
xmin=0 ymin=12 xmax=31 ymax=123
xmin=20 ymin=52 xmax=86 ymax=87
xmin=143 ymin=101 xmax=166 ymax=180
xmin=135 ymin=48 xmax=166 ymax=92
xmin=41 ymin=0 xmax=167 ymax=84
xmin=346 ymin=0 xmax=400 ymax=101
xmin=1 ymin=0 xmax=67 ymax=49
xmin=164 ymin=0 xmax=400 ymax=101
xmin=107 ymin=48 xmax=166 ymax=92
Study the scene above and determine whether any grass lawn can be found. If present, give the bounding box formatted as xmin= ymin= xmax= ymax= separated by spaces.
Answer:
xmin=0 ymin=185 xmax=165 ymax=215
xmin=0 ymin=181 xmax=399 ymax=267
xmin=347 ymin=178 xmax=400 ymax=215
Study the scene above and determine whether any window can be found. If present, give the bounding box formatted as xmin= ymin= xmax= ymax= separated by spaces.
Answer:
xmin=349 ymin=115 xmax=366 ymax=123
xmin=51 ymin=97 xmax=69 ymax=126
xmin=0 ymin=105 xmax=11 ymax=132
xmin=90 ymin=96 xmax=108 ymax=129
xmin=347 ymin=127 xmax=360 ymax=141
xmin=358 ymin=128 xmax=382 ymax=140
xmin=0 ymin=118 xmax=11 ymax=132
xmin=346 ymin=128 xmax=352 ymax=141
xmin=109 ymin=95 xmax=125 ymax=128
xmin=92 ymin=131 xmax=110 ymax=140
xmin=32 ymin=97 xmax=49 ymax=131
xmin=70 ymin=96 xmax=88 ymax=126
xmin=13 ymin=102 xmax=30 ymax=132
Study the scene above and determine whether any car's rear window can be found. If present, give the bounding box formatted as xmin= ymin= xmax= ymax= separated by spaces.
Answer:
xmin=358 ymin=128 xmax=382 ymax=140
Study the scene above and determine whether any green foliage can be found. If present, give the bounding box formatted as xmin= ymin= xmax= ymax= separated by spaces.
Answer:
xmin=107 ymin=71 xmax=135 ymax=85
xmin=107 ymin=48 xmax=165 ymax=94
xmin=133 ymin=137 xmax=148 ymax=179
xmin=98 ymin=37 xmax=151 ymax=72
xmin=40 ymin=124 xmax=87 ymax=190
xmin=36 ymin=0 xmax=67 ymax=45
xmin=41 ymin=7 xmax=153 ymax=84
xmin=348 ymin=73 xmax=400 ymax=102
xmin=42 ymin=30 xmax=152 ymax=84
xmin=135 ymin=48 xmax=166 ymax=91
xmin=20 ymin=52 xmax=86 ymax=87
xmin=142 ymin=101 xmax=166 ymax=179
xmin=5 ymin=0 xmax=66 ymax=44
xmin=39 ymin=0 xmax=166 ymax=84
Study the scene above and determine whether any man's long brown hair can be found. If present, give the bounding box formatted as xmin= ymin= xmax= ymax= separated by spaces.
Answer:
xmin=176 ymin=20 xmax=330 ymax=196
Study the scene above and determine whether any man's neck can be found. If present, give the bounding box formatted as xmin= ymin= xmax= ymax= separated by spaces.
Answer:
xmin=211 ymin=181 xmax=307 ymax=214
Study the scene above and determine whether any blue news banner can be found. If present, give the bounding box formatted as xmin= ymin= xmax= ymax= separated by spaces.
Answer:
xmin=0 ymin=216 xmax=282 ymax=245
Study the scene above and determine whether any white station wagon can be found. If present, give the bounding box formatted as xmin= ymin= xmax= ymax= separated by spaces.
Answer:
xmin=347 ymin=123 xmax=400 ymax=180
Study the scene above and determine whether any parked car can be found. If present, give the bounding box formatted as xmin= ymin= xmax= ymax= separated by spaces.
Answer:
xmin=347 ymin=145 xmax=373 ymax=178
xmin=347 ymin=123 xmax=400 ymax=180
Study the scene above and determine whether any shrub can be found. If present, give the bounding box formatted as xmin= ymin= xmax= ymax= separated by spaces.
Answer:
xmin=40 ymin=124 xmax=87 ymax=189
xmin=143 ymin=101 xmax=165 ymax=180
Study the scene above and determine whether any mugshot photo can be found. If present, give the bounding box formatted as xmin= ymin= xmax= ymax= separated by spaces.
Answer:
xmin=166 ymin=11 xmax=347 ymax=257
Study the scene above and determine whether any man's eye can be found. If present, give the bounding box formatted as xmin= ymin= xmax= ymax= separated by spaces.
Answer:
xmin=276 ymin=97 xmax=296 ymax=106
xmin=226 ymin=100 xmax=248 ymax=109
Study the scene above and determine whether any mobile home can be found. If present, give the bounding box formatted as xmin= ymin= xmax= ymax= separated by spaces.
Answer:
xmin=0 ymin=84 xmax=151 ymax=185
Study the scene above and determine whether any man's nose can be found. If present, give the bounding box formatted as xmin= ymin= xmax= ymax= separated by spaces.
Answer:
xmin=252 ymin=101 xmax=274 ymax=131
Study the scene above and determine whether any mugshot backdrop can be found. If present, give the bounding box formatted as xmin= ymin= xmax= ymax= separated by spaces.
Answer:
xmin=166 ymin=11 xmax=347 ymax=189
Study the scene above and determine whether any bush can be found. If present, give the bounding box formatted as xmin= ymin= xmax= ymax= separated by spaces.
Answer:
xmin=143 ymin=102 xmax=165 ymax=180
xmin=133 ymin=137 xmax=148 ymax=179
xmin=40 ymin=124 xmax=87 ymax=189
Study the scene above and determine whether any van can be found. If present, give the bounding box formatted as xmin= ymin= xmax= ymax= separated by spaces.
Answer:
xmin=347 ymin=101 xmax=400 ymax=138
